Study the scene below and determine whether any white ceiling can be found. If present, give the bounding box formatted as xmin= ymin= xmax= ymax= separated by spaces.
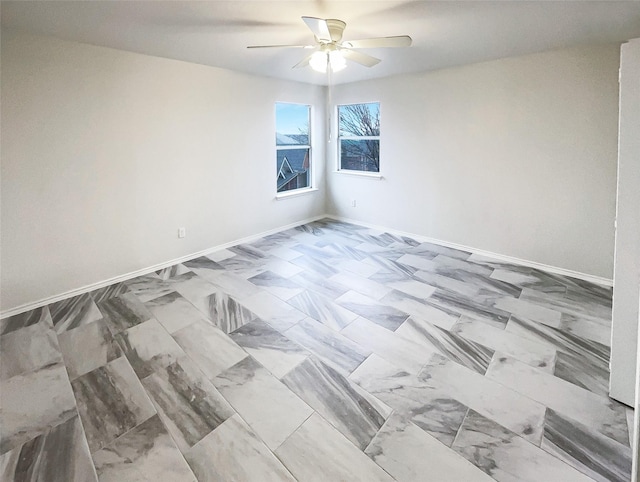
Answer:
xmin=3 ymin=1 xmax=640 ymax=85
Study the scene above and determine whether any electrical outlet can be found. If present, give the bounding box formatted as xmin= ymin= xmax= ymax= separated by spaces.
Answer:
xmin=351 ymin=199 xmax=357 ymax=207
xmin=178 ymin=227 xmax=186 ymax=238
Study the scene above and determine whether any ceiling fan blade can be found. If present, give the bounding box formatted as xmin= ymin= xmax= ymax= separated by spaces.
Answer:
xmin=340 ymin=48 xmax=381 ymax=68
xmin=342 ymin=36 xmax=412 ymax=49
xmin=301 ymin=16 xmax=331 ymax=42
xmin=247 ymin=44 xmax=313 ymax=49
xmin=292 ymin=51 xmax=318 ymax=69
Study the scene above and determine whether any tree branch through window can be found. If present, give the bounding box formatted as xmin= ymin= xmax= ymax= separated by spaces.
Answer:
xmin=338 ymin=103 xmax=380 ymax=172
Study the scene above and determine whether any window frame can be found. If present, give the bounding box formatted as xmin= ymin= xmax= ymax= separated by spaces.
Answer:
xmin=336 ymin=101 xmax=381 ymax=175
xmin=275 ymin=102 xmax=313 ymax=196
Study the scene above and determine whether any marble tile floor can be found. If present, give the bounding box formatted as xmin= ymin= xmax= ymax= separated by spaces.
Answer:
xmin=0 ymin=218 xmax=634 ymax=482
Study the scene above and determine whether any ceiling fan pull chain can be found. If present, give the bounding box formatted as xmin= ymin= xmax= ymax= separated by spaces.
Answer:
xmin=327 ymin=65 xmax=333 ymax=143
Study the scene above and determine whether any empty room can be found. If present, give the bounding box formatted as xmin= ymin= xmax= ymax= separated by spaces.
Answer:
xmin=2 ymin=1 xmax=640 ymax=481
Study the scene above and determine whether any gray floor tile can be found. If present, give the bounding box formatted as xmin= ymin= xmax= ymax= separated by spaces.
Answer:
xmin=92 ymin=415 xmax=195 ymax=482
xmin=0 ymin=306 xmax=52 ymax=335
xmin=142 ymin=357 xmax=234 ymax=452
xmin=329 ymin=271 xmax=393 ymax=300
xmin=276 ymin=413 xmax=393 ymax=482
xmin=1 ymin=363 xmax=77 ymax=455
xmin=50 ymin=293 xmax=103 ymax=334
xmin=205 ymin=248 xmax=237 ymax=262
xmin=239 ymin=291 xmax=306 ymax=332
xmin=190 ymin=291 xmax=257 ymax=334
xmin=288 ymin=289 xmax=358 ymax=331
xmin=144 ymin=291 xmax=206 ymax=333
xmin=0 ymin=416 xmax=97 ymax=482
xmin=284 ymin=317 xmax=370 ymax=376
xmin=342 ymin=317 xmax=433 ymax=374
xmin=124 ymin=274 xmax=174 ymax=302
xmin=185 ymin=414 xmax=296 ymax=481
xmin=97 ymin=292 xmax=154 ymax=335
xmin=451 ymin=316 xmax=556 ymax=373
xmin=485 ymin=353 xmax=629 ymax=446
xmin=262 ymin=257 xmax=304 ymax=278
xmin=419 ymin=353 xmax=547 ymax=445
xmin=216 ymin=254 xmax=265 ymax=278
xmin=337 ymin=290 xmax=409 ymax=330
xmin=350 ymin=354 xmax=470 ymax=447
xmin=230 ymin=320 xmax=309 ymax=378
xmin=1 ymin=321 xmax=63 ymax=380
xmin=115 ymin=318 xmax=186 ymax=379
xmin=396 ymin=316 xmax=494 ymax=374
xmin=289 ymin=268 xmax=350 ymax=300
xmin=452 ymin=409 xmax=595 ymax=482
xmin=554 ymin=350 xmax=609 ymax=395
xmin=558 ymin=314 xmax=612 ymax=346
xmin=366 ymin=412 xmax=494 ymax=482
xmin=58 ymin=318 xmax=122 ymax=380
xmin=182 ymin=256 xmax=225 ymax=276
xmin=282 ymin=356 xmax=391 ymax=450
xmin=168 ymin=271 xmax=218 ymax=304
xmin=541 ymin=408 xmax=632 ymax=482
xmin=173 ymin=319 xmax=248 ymax=379
xmin=155 ymin=263 xmax=191 ymax=280
xmin=89 ymin=283 xmax=130 ymax=303
xmin=213 ymin=357 xmax=313 ymax=450
xmin=379 ymin=289 xmax=459 ymax=330
xmin=71 ymin=357 xmax=156 ymax=452
xmin=506 ymin=315 xmax=609 ymax=372
xmin=248 ymin=271 xmax=304 ymax=300
xmin=209 ymin=271 xmax=261 ymax=300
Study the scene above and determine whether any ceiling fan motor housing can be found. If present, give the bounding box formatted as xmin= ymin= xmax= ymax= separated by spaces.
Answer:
xmin=325 ymin=19 xmax=346 ymax=43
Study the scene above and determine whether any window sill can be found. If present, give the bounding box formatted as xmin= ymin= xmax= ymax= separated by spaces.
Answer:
xmin=275 ymin=187 xmax=318 ymax=200
xmin=333 ymin=170 xmax=383 ymax=180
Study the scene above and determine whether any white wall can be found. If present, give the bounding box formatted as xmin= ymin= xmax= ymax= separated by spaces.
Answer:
xmin=610 ymin=38 xmax=640 ymax=409
xmin=327 ymin=45 xmax=620 ymax=279
xmin=1 ymin=30 xmax=326 ymax=312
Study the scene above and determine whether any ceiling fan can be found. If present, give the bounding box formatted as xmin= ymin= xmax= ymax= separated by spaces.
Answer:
xmin=247 ymin=16 xmax=412 ymax=73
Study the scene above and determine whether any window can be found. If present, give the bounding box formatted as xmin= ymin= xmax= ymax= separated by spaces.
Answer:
xmin=338 ymin=102 xmax=380 ymax=173
xmin=276 ymin=103 xmax=311 ymax=193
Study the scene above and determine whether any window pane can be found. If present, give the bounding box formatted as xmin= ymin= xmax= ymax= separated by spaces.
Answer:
xmin=276 ymin=103 xmax=309 ymax=146
xmin=338 ymin=103 xmax=380 ymax=137
xmin=276 ymin=103 xmax=311 ymax=193
xmin=340 ymin=139 xmax=379 ymax=172
xmin=277 ymin=148 xmax=310 ymax=193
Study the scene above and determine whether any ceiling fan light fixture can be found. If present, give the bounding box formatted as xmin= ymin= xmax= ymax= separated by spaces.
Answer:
xmin=309 ymin=51 xmax=328 ymax=73
xmin=329 ymin=50 xmax=347 ymax=72
xmin=309 ymin=50 xmax=346 ymax=73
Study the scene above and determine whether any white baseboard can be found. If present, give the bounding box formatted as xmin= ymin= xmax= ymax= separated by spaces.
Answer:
xmin=0 ymin=215 xmax=327 ymax=319
xmin=326 ymin=214 xmax=613 ymax=288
